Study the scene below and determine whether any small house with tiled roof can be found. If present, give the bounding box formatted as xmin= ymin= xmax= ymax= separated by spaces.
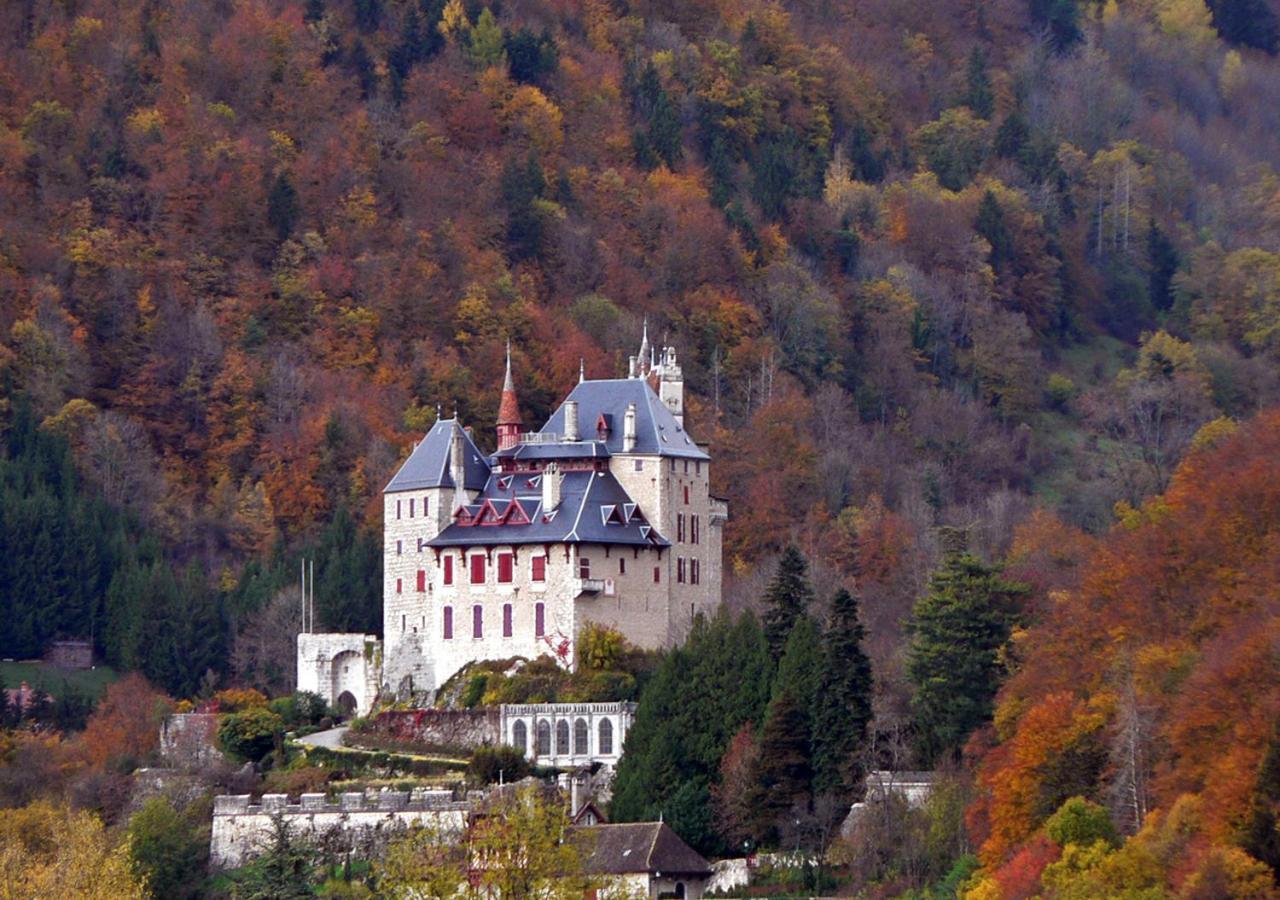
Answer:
xmin=300 ymin=331 xmax=726 ymax=714
xmin=573 ymin=822 xmax=713 ymax=899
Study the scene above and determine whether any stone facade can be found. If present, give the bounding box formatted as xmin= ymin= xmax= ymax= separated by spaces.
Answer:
xmin=296 ymin=633 xmax=380 ymax=715
xmin=210 ymin=790 xmax=470 ymax=870
xmin=500 ymin=702 xmax=635 ymax=770
xmin=159 ymin=713 xmax=223 ymax=767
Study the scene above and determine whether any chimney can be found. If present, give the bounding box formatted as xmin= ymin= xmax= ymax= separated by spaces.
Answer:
xmin=570 ymin=775 xmax=583 ymax=818
xmin=623 ymin=402 xmax=637 ymax=452
xmin=450 ymin=425 xmax=467 ymax=509
xmin=564 ymin=400 xmax=579 ymax=442
xmin=542 ymin=463 xmax=561 ymax=512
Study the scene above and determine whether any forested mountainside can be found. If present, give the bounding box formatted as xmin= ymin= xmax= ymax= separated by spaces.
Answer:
xmin=2 ymin=0 xmax=1280 ymax=889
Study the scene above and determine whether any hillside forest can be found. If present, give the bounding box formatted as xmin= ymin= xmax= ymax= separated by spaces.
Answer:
xmin=3 ymin=0 xmax=1280 ymax=894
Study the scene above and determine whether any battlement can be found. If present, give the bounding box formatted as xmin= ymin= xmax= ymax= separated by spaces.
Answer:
xmin=213 ymin=788 xmax=473 ymax=817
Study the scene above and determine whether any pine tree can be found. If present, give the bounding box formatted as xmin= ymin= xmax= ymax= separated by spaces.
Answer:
xmin=813 ymin=588 xmax=873 ymax=801
xmin=762 ymin=545 xmax=815 ymax=662
xmin=906 ymin=547 xmax=1027 ymax=765
xmin=976 ymin=190 xmax=1013 ymax=274
xmin=964 ymin=48 xmax=995 ymax=119
xmin=611 ymin=609 xmax=771 ymax=854
xmin=747 ymin=688 xmax=814 ymax=845
xmin=266 ymin=173 xmax=299 ymax=242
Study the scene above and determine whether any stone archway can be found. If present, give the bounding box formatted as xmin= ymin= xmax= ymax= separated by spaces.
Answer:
xmin=331 ymin=649 xmax=365 ymax=715
xmin=336 ymin=691 xmax=357 ymax=714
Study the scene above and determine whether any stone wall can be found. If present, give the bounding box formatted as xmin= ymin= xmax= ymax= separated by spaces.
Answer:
xmin=210 ymin=790 xmax=472 ymax=870
xmin=367 ymin=708 xmax=501 ymax=749
xmin=159 ymin=713 xmax=223 ymax=768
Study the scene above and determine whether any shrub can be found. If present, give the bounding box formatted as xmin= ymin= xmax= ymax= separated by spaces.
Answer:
xmin=468 ymin=745 xmax=532 ymax=786
xmin=1045 ymin=373 xmax=1077 ymax=411
xmin=217 ymin=707 xmax=284 ymax=762
xmin=212 ymin=688 xmax=269 ymax=713
xmin=1044 ymin=796 xmax=1118 ymax=849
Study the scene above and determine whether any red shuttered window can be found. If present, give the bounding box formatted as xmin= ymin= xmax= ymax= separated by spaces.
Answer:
xmin=443 ymin=556 xmax=453 ymax=585
xmin=470 ymin=554 xmax=485 ymax=584
xmin=497 ymin=553 xmax=514 ymax=583
xmin=532 ymin=556 xmax=546 ymax=582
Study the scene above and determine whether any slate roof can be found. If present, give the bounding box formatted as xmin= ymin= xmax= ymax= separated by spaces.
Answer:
xmin=427 ymin=469 xmax=668 ymax=549
xmin=384 ymin=419 xmax=491 ymax=493
xmin=572 ymin=822 xmax=712 ymax=877
xmin=540 ymin=379 xmax=709 ymax=460
xmin=494 ymin=440 xmax=612 ymax=462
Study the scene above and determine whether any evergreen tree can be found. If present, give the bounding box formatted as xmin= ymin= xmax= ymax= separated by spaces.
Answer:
xmin=1030 ymin=0 xmax=1083 ymax=51
xmin=315 ymin=505 xmax=382 ymax=634
xmin=1207 ymin=0 xmax=1279 ymax=53
xmin=762 ymin=546 xmax=815 ymax=662
xmin=233 ymin=814 xmax=316 ymax=898
xmin=907 ymin=545 xmax=1027 ymax=765
xmin=505 ymin=28 xmax=558 ymax=86
xmin=611 ymin=609 xmax=772 ymax=854
xmin=995 ymin=109 xmax=1029 ymax=159
xmin=1146 ymin=219 xmax=1180 ymax=312
xmin=266 ymin=173 xmax=299 ymax=242
xmin=1242 ymin=725 xmax=1280 ymax=879
xmin=747 ymin=689 xmax=814 ymax=845
xmin=976 ymin=190 xmax=1013 ymax=273
xmin=964 ymin=48 xmax=995 ymax=119
xmin=813 ymin=588 xmax=873 ymax=801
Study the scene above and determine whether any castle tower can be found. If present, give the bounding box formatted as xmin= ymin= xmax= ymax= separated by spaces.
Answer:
xmin=496 ymin=341 xmax=522 ymax=451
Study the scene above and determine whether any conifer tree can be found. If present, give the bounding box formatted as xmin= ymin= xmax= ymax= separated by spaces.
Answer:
xmin=762 ymin=545 xmax=815 ymax=662
xmin=906 ymin=545 xmax=1027 ymax=765
xmin=611 ymin=609 xmax=771 ymax=854
xmin=964 ymin=48 xmax=995 ymax=119
xmin=813 ymin=588 xmax=873 ymax=801
xmin=748 ymin=688 xmax=814 ymax=845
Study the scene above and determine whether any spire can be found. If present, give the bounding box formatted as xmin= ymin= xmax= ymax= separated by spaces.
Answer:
xmin=637 ymin=317 xmax=651 ymax=377
xmin=496 ymin=340 xmax=522 ymax=450
xmin=579 ymin=357 xmax=585 ymax=383
xmin=502 ymin=340 xmax=514 ymax=394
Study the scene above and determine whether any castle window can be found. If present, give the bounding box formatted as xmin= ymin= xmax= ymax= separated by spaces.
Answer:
xmin=619 ymin=557 xmax=626 ymax=575
xmin=423 ymin=496 xmax=429 ymax=517
xmin=684 ymin=460 xmax=689 ymax=474
xmin=677 ymin=513 xmax=685 ymax=543
xmin=512 ymin=720 xmax=527 ymax=753
xmin=532 ymin=556 xmax=546 ymax=582
xmin=535 ymin=602 xmax=545 ymax=636
xmin=473 ymin=604 xmax=483 ymax=638
xmin=677 ymin=558 xmax=685 ymax=583
xmin=556 ymin=720 xmax=570 ymax=755
xmin=396 ymin=577 xmax=403 ymax=594
xmin=497 ymin=553 xmax=513 ymax=583
xmin=653 ymin=566 xmax=661 ymax=584
xmin=696 ymin=461 xmax=701 ymax=475
xmin=470 ymin=554 xmax=485 ymax=584
xmin=417 ymin=570 xmax=426 ymax=592
xmin=578 ymin=557 xmax=591 ymax=579
xmin=536 ymin=720 xmax=551 ymax=756
xmin=409 ymin=498 xmax=415 ymax=518
xmin=692 ymin=515 xmax=699 ymax=545
xmin=396 ymin=540 xmax=402 ymax=556
xmin=503 ymin=604 xmax=513 ymax=637
xmin=443 ymin=606 xmax=453 ymax=640
xmin=599 ymin=718 xmax=613 ymax=755
xmin=401 ymin=614 xmax=405 ymax=632
xmin=670 ymin=459 xmax=676 ymax=472
xmin=443 ymin=555 xmax=454 ymax=585
xmin=634 ymin=459 xmax=643 ymax=472
xmin=396 ymin=499 xmax=401 ymax=520
xmin=574 ymin=718 xmax=589 ymax=755
xmin=683 ymin=485 xmax=690 ymax=504
xmin=692 ymin=559 xmax=700 ymax=584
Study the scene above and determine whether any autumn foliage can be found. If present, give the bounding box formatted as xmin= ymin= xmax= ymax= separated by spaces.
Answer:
xmin=968 ymin=411 xmax=1280 ymax=892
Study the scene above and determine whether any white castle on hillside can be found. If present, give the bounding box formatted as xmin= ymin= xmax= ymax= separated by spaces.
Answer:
xmin=299 ymin=328 xmax=727 ymax=713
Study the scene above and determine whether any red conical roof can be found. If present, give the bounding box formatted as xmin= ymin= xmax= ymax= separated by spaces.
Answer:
xmin=497 ymin=342 xmax=521 ymax=426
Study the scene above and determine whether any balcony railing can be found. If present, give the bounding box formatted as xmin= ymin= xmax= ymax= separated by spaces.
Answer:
xmin=518 ymin=432 xmax=564 ymax=445
xmin=575 ymin=578 xmax=606 ymax=595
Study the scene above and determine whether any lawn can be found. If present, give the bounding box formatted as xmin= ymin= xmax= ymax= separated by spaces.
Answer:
xmin=0 ymin=659 xmax=118 ymax=700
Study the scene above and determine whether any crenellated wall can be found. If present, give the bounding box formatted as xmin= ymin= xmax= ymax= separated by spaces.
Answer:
xmin=210 ymin=789 xmax=473 ymax=869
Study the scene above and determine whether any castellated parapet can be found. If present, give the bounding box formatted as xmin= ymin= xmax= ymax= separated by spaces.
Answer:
xmin=210 ymin=789 xmax=472 ymax=870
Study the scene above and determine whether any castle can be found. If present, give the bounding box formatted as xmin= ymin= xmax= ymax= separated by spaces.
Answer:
xmin=299 ymin=329 xmax=726 ymax=713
